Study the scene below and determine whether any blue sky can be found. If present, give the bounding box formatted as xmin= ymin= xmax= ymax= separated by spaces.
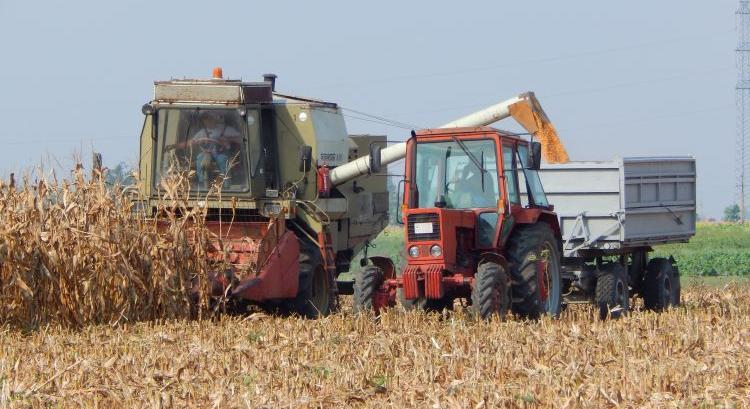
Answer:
xmin=0 ymin=1 xmax=737 ymax=217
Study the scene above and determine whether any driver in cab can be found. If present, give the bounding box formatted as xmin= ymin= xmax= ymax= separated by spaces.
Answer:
xmin=447 ymin=165 xmax=498 ymax=209
xmin=189 ymin=111 xmax=241 ymax=183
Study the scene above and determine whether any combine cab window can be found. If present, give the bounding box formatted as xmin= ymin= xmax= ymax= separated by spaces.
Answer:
xmin=154 ymin=108 xmax=254 ymax=192
xmin=414 ymin=139 xmax=500 ymax=209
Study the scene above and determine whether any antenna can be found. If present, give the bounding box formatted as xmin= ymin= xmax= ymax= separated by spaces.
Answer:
xmin=737 ymin=1 xmax=750 ymax=223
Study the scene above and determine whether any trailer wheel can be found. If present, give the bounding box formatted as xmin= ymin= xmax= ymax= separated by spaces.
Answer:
xmin=470 ymin=262 xmax=510 ymax=320
xmin=353 ymin=265 xmax=384 ymax=313
xmin=507 ymin=223 xmax=562 ymax=319
xmin=595 ymin=264 xmax=629 ymax=320
xmin=294 ymin=240 xmax=333 ymax=318
xmin=672 ymin=262 xmax=682 ymax=306
xmin=643 ymin=257 xmax=679 ymax=311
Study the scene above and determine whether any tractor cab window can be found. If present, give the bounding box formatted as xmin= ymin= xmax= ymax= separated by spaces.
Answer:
xmin=154 ymin=108 xmax=254 ymax=192
xmin=414 ymin=139 xmax=500 ymax=209
xmin=502 ymin=144 xmax=520 ymax=205
xmin=517 ymin=144 xmax=549 ymax=207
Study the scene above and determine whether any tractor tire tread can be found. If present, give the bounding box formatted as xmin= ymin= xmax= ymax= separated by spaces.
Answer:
xmin=471 ymin=262 xmax=509 ymax=319
xmin=506 ymin=222 xmax=561 ymax=319
xmin=353 ymin=265 xmax=384 ymax=313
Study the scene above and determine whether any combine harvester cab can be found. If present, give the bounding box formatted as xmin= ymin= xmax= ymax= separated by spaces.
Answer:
xmin=134 ymin=69 xmax=389 ymax=317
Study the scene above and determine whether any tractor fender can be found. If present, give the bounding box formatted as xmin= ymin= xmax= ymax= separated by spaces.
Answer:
xmin=369 ymin=256 xmax=397 ymax=280
xmin=536 ymin=211 xmax=562 ymax=242
xmin=478 ymin=252 xmax=509 ymax=272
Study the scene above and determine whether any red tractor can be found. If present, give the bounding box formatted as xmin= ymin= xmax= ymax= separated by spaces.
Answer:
xmin=353 ymin=127 xmax=564 ymax=319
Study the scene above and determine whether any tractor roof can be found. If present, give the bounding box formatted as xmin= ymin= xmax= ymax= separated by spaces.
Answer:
xmin=413 ymin=126 xmax=526 ymax=142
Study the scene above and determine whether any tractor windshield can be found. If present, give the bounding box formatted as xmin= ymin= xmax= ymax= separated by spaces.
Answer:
xmin=153 ymin=108 xmax=258 ymax=192
xmin=414 ymin=139 xmax=500 ymax=209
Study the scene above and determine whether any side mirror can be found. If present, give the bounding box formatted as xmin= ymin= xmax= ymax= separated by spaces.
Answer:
xmin=299 ymin=145 xmax=312 ymax=172
xmin=141 ymin=103 xmax=154 ymax=116
xmin=528 ymin=142 xmax=542 ymax=170
xmin=369 ymin=144 xmax=382 ymax=174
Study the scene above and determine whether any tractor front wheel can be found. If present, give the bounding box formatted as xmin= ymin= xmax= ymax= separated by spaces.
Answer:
xmin=353 ymin=265 xmax=384 ymax=313
xmin=470 ymin=262 xmax=511 ymax=320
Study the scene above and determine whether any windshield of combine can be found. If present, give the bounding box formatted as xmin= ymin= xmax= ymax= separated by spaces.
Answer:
xmin=154 ymin=108 xmax=259 ymax=192
xmin=415 ymin=139 xmax=499 ymax=209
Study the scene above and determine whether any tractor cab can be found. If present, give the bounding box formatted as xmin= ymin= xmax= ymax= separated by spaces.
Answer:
xmin=354 ymin=126 xmax=561 ymax=318
xmin=403 ymin=127 xmax=549 ymax=270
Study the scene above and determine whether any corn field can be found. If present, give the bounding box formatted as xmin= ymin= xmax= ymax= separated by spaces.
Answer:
xmin=0 ymin=168 xmax=219 ymax=328
xmin=0 ymin=170 xmax=748 ymax=407
xmin=0 ymin=284 xmax=747 ymax=407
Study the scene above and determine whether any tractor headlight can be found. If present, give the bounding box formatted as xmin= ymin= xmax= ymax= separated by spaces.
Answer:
xmin=408 ymin=246 xmax=420 ymax=258
xmin=430 ymin=245 xmax=443 ymax=257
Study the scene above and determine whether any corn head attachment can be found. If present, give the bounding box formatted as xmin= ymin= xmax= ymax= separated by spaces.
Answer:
xmin=195 ymin=214 xmax=300 ymax=302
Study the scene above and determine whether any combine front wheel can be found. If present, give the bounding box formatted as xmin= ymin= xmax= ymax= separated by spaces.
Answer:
xmin=470 ymin=262 xmax=511 ymax=320
xmin=294 ymin=240 xmax=333 ymax=318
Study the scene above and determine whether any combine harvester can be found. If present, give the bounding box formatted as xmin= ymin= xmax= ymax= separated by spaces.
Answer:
xmin=135 ymin=69 xmax=391 ymax=317
xmin=346 ymin=94 xmax=695 ymax=319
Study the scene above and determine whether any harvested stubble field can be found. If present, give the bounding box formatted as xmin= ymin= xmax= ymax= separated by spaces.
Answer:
xmin=2 ymin=284 xmax=749 ymax=408
xmin=1 ymin=172 xmax=749 ymax=407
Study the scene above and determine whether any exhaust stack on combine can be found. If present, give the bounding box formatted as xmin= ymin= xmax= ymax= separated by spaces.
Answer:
xmin=329 ymin=92 xmax=568 ymax=186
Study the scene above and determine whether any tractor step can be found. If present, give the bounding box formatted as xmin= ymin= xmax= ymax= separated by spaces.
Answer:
xmin=336 ymin=274 xmax=354 ymax=295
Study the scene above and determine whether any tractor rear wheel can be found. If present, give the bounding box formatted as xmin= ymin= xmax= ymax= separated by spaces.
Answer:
xmin=595 ymin=264 xmax=629 ymax=320
xmin=507 ymin=223 xmax=562 ymax=319
xmin=470 ymin=262 xmax=510 ymax=320
xmin=293 ymin=239 xmax=333 ymax=318
xmin=353 ymin=265 xmax=384 ymax=313
xmin=643 ymin=257 xmax=680 ymax=311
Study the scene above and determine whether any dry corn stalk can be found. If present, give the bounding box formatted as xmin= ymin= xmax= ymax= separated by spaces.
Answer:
xmin=0 ymin=166 xmax=221 ymax=328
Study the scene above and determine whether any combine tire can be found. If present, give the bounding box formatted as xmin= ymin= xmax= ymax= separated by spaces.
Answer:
xmin=353 ymin=265 xmax=384 ymax=313
xmin=470 ymin=262 xmax=510 ymax=320
xmin=507 ymin=223 xmax=562 ymax=319
xmin=595 ymin=264 xmax=629 ymax=320
xmin=293 ymin=239 xmax=333 ymax=318
xmin=643 ymin=257 xmax=680 ymax=311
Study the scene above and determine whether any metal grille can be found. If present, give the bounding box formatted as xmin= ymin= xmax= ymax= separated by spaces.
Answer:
xmin=407 ymin=213 xmax=440 ymax=241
